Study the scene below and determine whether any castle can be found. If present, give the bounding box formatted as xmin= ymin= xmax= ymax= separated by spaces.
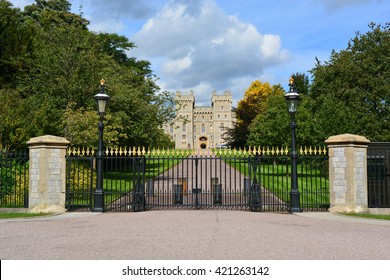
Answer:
xmin=164 ymin=90 xmax=236 ymax=149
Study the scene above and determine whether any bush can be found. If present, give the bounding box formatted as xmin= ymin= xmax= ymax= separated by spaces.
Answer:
xmin=67 ymin=159 xmax=96 ymax=200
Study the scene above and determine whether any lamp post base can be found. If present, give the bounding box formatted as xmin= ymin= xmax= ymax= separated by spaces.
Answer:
xmin=93 ymin=190 xmax=104 ymax=212
xmin=289 ymin=191 xmax=301 ymax=213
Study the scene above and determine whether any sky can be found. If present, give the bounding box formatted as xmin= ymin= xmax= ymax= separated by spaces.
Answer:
xmin=9 ymin=0 xmax=389 ymax=105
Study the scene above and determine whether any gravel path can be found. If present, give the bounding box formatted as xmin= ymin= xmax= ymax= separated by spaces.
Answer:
xmin=1 ymin=211 xmax=389 ymax=260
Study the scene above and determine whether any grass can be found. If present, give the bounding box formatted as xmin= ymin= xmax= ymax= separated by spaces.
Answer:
xmin=223 ymin=156 xmax=329 ymax=208
xmin=343 ymin=213 xmax=390 ymax=221
xmin=66 ymin=150 xmax=330 ymax=209
xmin=0 ymin=212 xmax=51 ymax=219
xmin=68 ymin=152 xmax=194 ymax=206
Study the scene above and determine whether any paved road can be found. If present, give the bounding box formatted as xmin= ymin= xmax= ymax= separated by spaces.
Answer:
xmin=1 ymin=211 xmax=389 ymax=260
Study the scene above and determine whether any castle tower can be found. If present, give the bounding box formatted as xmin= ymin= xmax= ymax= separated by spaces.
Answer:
xmin=165 ymin=90 xmax=235 ymax=149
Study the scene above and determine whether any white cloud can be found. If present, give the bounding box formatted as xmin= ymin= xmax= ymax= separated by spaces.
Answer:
xmin=132 ymin=0 xmax=290 ymax=102
xmin=162 ymin=51 xmax=193 ymax=75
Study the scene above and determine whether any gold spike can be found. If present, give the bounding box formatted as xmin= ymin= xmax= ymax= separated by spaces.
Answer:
xmin=275 ymin=147 xmax=280 ymax=155
xmin=313 ymin=146 xmax=317 ymax=155
xmin=142 ymin=147 xmax=146 ymax=156
xmin=147 ymin=147 xmax=151 ymax=156
xmin=309 ymin=146 xmax=313 ymax=155
xmin=299 ymin=146 xmax=303 ymax=155
xmin=271 ymin=146 xmax=275 ymax=155
xmin=323 ymin=146 xmax=327 ymax=155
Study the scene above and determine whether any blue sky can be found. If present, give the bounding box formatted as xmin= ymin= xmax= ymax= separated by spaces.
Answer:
xmin=10 ymin=0 xmax=389 ymax=105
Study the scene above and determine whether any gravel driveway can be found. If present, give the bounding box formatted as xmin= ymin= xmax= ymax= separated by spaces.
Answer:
xmin=1 ymin=210 xmax=389 ymax=260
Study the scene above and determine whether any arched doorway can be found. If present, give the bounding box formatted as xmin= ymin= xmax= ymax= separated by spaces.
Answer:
xmin=199 ymin=136 xmax=207 ymax=149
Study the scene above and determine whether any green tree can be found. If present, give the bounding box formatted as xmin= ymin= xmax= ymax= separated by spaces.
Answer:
xmin=291 ymin=72 xmax=310 ymax=96
xmin=247 ymin=77 xmax=321 ymax=148
xmin=0 ymin=0 xmax=175 ymax=148
xmin=0 ymin=0 xmax=34 ymax=88
xmin=226 ymin=81 xmax=284 ymax=147
xmin=310 ymin=22 xmax=390 ymax=141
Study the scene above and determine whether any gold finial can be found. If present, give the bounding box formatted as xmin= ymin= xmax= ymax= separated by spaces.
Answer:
xmin=289 ymin=77 xmax=294 ymax=85
xmin=100 ymin=79 xmax=105 ymax=86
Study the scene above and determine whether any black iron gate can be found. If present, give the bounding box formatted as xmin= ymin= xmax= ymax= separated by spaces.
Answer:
xmin=367 ymin=143 xmax=390 ymax=208
xmin=66 ymin=147 xmax=329 ymax=212
xmin=130 ymin=156 xmax=265 ymax=211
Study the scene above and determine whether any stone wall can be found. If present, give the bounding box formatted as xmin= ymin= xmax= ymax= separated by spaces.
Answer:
xmin=26 ymin=135 xmax=69 ymax=213
xmin=325 ymin=134 xmax=370 ymax=213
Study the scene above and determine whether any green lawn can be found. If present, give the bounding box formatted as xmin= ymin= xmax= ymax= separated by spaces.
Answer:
xmin=223 ymin=156 xmax=329 ymax=208
xmin=0 ymin=212 xmax=51 ymax=219
xmin=343 ymin=213 xmax=390 ymax=220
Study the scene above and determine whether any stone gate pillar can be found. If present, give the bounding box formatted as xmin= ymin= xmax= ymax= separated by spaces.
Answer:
xmin=26 ymin=135 xmax=70 ymax=213
xmin=325 ymin=134 xmax=370 ymax=213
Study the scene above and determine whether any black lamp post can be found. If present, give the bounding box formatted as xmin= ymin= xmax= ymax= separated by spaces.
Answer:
xmin=285 ymin=77 xmax=301 ymax=213
xmin=93 ymin=79 xmax=110 ymax=212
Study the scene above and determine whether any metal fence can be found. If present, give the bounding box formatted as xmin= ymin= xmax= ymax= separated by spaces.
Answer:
xmin=0 ymin=149 xmax=29 ymax=208
xmin=66 ymin=147 xmax=329 ymax=212
xmin=367 ymin=143 xmax=390 ymax=208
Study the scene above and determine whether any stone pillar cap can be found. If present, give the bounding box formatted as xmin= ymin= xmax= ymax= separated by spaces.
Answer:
xmin=325 ymin=133 xmax=370 ymax=145
xmin=27 ymin=135 xmax=70 ymax=147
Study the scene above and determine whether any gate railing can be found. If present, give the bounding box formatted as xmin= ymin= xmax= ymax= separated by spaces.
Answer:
xmin=219 ymin=146 xmax=329 ymax=212
xmin=0 ymin=148 xmax=29 ymax=208
xmin=66 ymin=146 xmax=329 ymax=212
xmin=367 ymin=143 xmax=390 ymax=208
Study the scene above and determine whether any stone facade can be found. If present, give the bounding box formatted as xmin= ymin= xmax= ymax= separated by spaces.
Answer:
xmin=325 ymin=134 xmax=370 ymax=213
xmin=26 ymin=135 xmax=69 ymax=213
xmin=165 ymin=90 xmax=235 ymax=149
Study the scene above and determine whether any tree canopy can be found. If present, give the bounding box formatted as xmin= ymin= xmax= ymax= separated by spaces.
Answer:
xmin=244 ymin=23 xmax=389 ymax=148
xmin=224 ymin=80 xmax=284 ymax=147
xmin=310 ymin=22 xmax=389 ymax=142
xmin=0 ymin=0 xmax=175 ymax=148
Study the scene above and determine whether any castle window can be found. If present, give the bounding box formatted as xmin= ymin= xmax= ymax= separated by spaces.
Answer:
xmin=221 ymin=106 xmax=224 ymax=110
xmin=170 ymin=125 xmax=174 ymax=134
xmin=182 ymin=123 xmax=186 ymax=133
xmin=220 ymin=123 xmax=224 ymax=132
xmin=201 ymin=124 xmax=206 ymax=133
xmin=193 ymin=125 xmax=196 ymax=133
